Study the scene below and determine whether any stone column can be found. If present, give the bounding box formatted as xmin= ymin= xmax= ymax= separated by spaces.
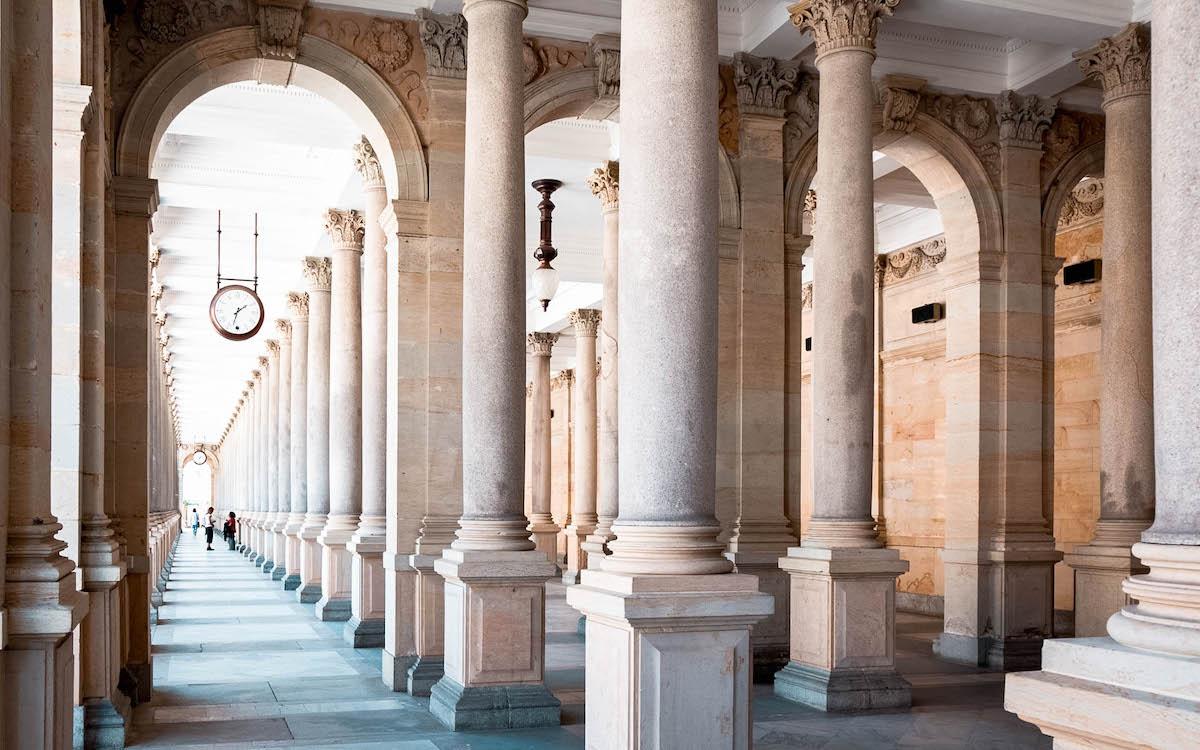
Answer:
xmin=346 ymin=139 xmax=388 ymax=647
xmin=775 ymin=0 xmax=910 ymax=712
xmin=283 ymin=294 xmax=308 ymax=591
xmin=563 ymin=309 xmax=601 ymax=584
xmin=272 ymin=322 xmax=292 ymax=581
xmin=262 ymin=340 xmax=281 ymax=571
xmin=1065 ymin=24 xmax=1154 ymax=637
xmin=1006 ymin=14 xmax=1200 ymax=745
xmin=429 ymin=0 xmax=560 ymax=731
xmin=565 ymin=2 xmax=772 ymax=746
xmin=241 ymin=381 xmax=256 ymax=557
xmin=401 ymin=11 xmax=467 ymax=696
xmin=526 ymin=332 xmax=559 ymax=562
xmin=3 ymin=3 xmax=91 ymax=744
xmin=254 ymin=358 xmax=270 ymax=568
xmin=581 ymin=162 xmax=619 ymax=562
xmin=316 ymin=210 xmax=363 ymax=623
xmin=299 ymin=257 xmax=332 ymax=603
xmin=725 ymin=52 xmax=805 ymax=682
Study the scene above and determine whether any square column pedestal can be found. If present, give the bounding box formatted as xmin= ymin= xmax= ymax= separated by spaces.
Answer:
xmin=1064 ymin=544 xmax=1146 ymax=637
xmin=296 ymin=519 xmax=325 ymax=604
xmin=775 ymin=547 xmax=911 ymax=712
xmin=271 ymin=524 xmax=288 ymax=581
xmin=282 ymin=528 xmax=303 ymax=591
xmin=429 ymin=549 xmax=561 ymax=731
xmin=405 ymin=553 xmax=447 ymax=696
xmin=345 ymin=538 xmax=387 ymax=647
xmin=566 ymin=570 xmax=773 ymax=749
xmin=1005 ymin=638 xmax=1200 ymax=747
xmin=315 ymin=527 xmax=354 ymax=622
xmin=381 ymin=551 xmax=417 ymax=686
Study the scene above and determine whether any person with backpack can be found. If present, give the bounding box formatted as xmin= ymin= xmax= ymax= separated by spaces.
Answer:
xmin=223 ymin=512 xmax=238 ymax=550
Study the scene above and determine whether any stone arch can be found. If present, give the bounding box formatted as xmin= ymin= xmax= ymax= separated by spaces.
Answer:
xmin=1040 ymin=140 xmax=1104 ymax=257
xmin=784 ymin=110 xmax=1003 ymax=261
xmin=115 ymin=26 xmax=428 ymax=201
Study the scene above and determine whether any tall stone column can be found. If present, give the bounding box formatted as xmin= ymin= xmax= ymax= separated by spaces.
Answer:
xmin=283 ymin=293 xmax=309 ymax=591
xmin=254 ymin=357 xmax=270 ymax=568
xmin=429 ymin=0 xmax=560 ymax=731
xmin=1006 ymin=13 xmax=1200 ymax=744
xmin=725 ymin=53 xmax=804 ymax=682
xmin=563 ymin=309 xmax=600 ymax=584
xmin=263 ymin=340 xmax=281 ymax=572
xmin=565 ymin=2 xmax=772 ymax=746
xmin=241 ymin=380 xmax=257 ymax=558
xmin=347 ymin=139 xmax=387 ymax=647
xmin=272 ymin=322 xmax=292 ymax=581
xmin=775 ymin=0 xmax=910 ymax=712
xmin=316 ymin=210 xmax=363 ymax=622
xmin=401 ymin=10 xmax=468 ymax=696
xmin=299 ymin=257 xmax=332 ymax=603
xmin=3 ymin=2 xmax=91 ymax=744
xmin=581 ymin=163 xmax=619 ymax=562
xmin=1065 ymin=24 xmax=1153 ymax=637
xmin=526 ymin=332 xmax=559 ymax=562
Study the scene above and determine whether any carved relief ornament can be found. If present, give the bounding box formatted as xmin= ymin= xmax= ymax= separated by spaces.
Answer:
xmin=733 ymin=53 xmax=802 ymax=118
xmin=416 ymin=8 xmax=467 ymax=79
xmin=353 ymin=136 xmax=386 ymax=189
xmin=527 ymin=332 xmax=558 ymax=357
xmin=587 ymin=161 xmax=620 ymax=210
xmin=590 ymin=35 xmax=620 ymax=99
xmin=875 ymin=236 xmax=947 ymax=285
xmin=323 ymin=208 xmax=365 ymax=249
xmin=1074 ymin=23 xmax=1150 ymax=104
xmin=568 ymin=308 xmax=601 ymax=337
xmin=302 ymin=256 xmax=333 ymax=291
xmin=275 ymin=318 xmax=292 ymax=340
xmin=996 ymin=90 xmax=1057 ymax=148
xmin=287 ymin=291 xmax=310 ymax=318
xmin=1058 ymin=178 xmax=1104 ymax=229
xmin=523 ymin=37 xmax=587 ymax=86
xmin=879 ymin=75 xmax=925 ymax=133
xmin=256 ymin=0 xmax=306 ymax=61
xmin=788 ymin=0 xmax=901 ymax=58
xmin=718 ymin=64 xmax=741 ymax=155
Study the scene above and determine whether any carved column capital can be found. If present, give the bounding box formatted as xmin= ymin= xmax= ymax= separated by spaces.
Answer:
xmin=265 ymin=340 xmax=280 ymax=358
xmin=302 ymin=256 xmax=332 ymax=292
xmin=1074 ymin=23 xmax=1150 ymax=106
xmin=416 ymin=8 xmax=468 ymax=79
xmin=995 ymin=90 xmax=1057 ymax=148
xmin=590 ymin=34 xmax=620 ymax=99
xmin=352 ymin=136 xmax=386 ymax=190
xmin=527 ymin=331 xmax=558 ymax=357
xmin=788 ymin=0 xmax=901 ymax=59
xmin=322 ymin=209 xmax=365 ymax=251
xmin=257 ymin=354 xmax=270 ymax=369
xmin=286 ymin=291 xmax=309 ymax=319
xmin=879 ymin=74 xmax=925 ymax=133
xmin=587 ymin=160 xmax=620 ymax=210
xmin=733 ymin=52 xmax=802 ymax=118
xmin=275 ymin=319 xmax=292 ymax=340
xmin=568 ymin=308 xmax=601 ymax=337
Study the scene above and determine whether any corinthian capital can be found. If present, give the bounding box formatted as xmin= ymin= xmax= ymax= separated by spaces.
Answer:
xmin=568 ymin=308 xmax=601 ymax=337
xmin=265 ymin=340 xmax=279 ymax=358
xmin=527 ymin=331 xmax=558 ymax=357
xmin=996 ymin=90 xmax=1057 ymax=147
xmin=323 ymin=208 xmax=365 ymax=251
xmin=416 ymin=8 xmax=467 ymax=79
xmin=733 ymin=53 xmax=803 ymax=117
xmin=275 ymin=319 xmax=291 ymax=340
xmin=788 ymin=0 xmax=900 ymax=59
xmin=286 ymin=291 xmax=309 ymax=319
xmin=302 ymin=256 xmax=333 ymax=292
xmin=352 ymin=136 xmax=386 ymax=189
xmin=257 ymin=356 xmax=270 ymax=370
xmin=587 ymin=161 xmax=619 ymax=210
xmin=1074 ymin=23 xmax=1150 ymax=105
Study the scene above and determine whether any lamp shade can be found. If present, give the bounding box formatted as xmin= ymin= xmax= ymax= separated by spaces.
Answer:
xmin=532 ymin=264 xmax=560 ymax=311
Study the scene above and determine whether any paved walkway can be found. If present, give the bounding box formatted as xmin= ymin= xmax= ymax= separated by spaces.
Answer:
xmin=129 ymin=532 xmax=1049 ymax=749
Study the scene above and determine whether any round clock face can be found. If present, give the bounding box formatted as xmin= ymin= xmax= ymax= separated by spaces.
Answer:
xmin=209 ymin=284 xmax=264 ymax=341
xmin=192 ymin=450 xmax=207 ymax=466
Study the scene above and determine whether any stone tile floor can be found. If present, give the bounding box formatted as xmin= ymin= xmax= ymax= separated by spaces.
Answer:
xmin=130 ymin=533 xmax=1051 ymax=749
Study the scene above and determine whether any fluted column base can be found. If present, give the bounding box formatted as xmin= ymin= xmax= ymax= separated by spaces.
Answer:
xmin=315 ymin=516 xmax=356 ymax=621
xmin=566 ymin=570 xmax=772 ymax=747
xmin=1005 ymin=638 xmax=1200 ymax=748
xmin=776 ymin=547 xmax=910 ymax=712
xmin=406 ymin=553 xmax=446 ymax=696
xmin=430 ymin=549 xmax=560 ymax=730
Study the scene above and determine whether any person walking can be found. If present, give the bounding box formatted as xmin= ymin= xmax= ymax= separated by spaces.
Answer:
xmin=191 ymin=507 xmax=200 ymax=536
xmin=202 ymin=506 xmax=216 ymax=551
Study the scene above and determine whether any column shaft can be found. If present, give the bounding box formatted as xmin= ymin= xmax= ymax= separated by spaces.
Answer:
xmin=300 ymin=257 xmax=332 ymax=603
xmin=274 ymin=324 xmax=292 ymax=580
xmin=563 ymin=309 xmax=600 ymax=583
xmin=526 ymin=333 xmax=558 ymax=562
xmin=283 ymin=294 xmax=309 ymax=591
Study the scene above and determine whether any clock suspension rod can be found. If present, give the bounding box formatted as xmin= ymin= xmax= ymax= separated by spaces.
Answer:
xmin=215 ymin=209 xmax=222 ymax=290
xmin=253 ymin=212 xmax=259 ymax=292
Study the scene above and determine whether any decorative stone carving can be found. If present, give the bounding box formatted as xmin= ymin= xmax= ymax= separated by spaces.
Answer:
xmin=302 ymin=256 xmax=333 ymax=291
xmin=995 ymin=90 xmax=1057 ymax=147
xmin=275 ymin=318 xmax=292 ymax=340
xmin=1040 ymin=109 xmax=1105 ymax=179
xmin=352 ymin=136 xmax=386 ymax=189
xmin=286 ymin=291 xmax=309 ymax=318
xmin=568 ymin=308 xmax=601 ymax=337
xmin=788 ymin=0 xmax=900 ymax=57
xmin=364 ymin=18 xmax=413 ymax=72
xmin=875 ymin=236 xmax=947 ymax=285
xmin=322 ymin=208 xmax=365 ymax=249
xmin=1074 ymin=23 xmax=1150 ymax=103
xmin=136 ymin=0 xmax=204 ymax=44
xmin=415 ymin=8 xmax=467 ymax=79
xmin=590 ymin=35 xmax=620 ymax=99
xmin=718 ymin=64 xmax=740 ymax=155
xmin=587 ymin=161 xmax=620 ymax=210
xmin=733 ymin=53 xmax=802 ymax=118
xmin=802 ymin=189 xmax=817 ymax=228
xmin=551 ymin=368 xmax=574 ymax=391
xmin=1057 ymin=178 xmax=1105 ymax=229
xmin=265 ymin=340 xmax=280 ymax=356
xmin=801 ymin=282 xmax=814 ymax=310
xmin=879 ymin=75 xmax=924 ymax=133
xmin=258 ymin=356 xmax=270 ymax=370
xmin=256 ymin=0 xmax=306 ymax=60
xmin=783 ymin=74 xmax=820 ymax=166
xmin=924 ymin=92 xmax=992 ymax=142
xmin=527 ymin=332 xmax=558 ymax=357
xmin=523 ymin=37 xmax=587 ymax=86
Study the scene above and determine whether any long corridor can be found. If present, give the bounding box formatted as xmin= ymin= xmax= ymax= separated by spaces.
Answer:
xmin=130 ymin=531 xmax=1049 ymax=749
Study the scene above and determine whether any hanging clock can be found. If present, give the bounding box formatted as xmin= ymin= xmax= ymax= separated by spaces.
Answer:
xmin=191 ymin=449 xmax=208 ymax=466
xmin=208 ymin=210 xmax=265 ymax=341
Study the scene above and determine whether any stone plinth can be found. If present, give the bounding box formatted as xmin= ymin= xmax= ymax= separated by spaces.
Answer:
xmin=315 ymin=521 xmax=355 ymax=621
xmin=1064 ymin=535 xmax=1146 ymax=637
xmin=344 ymin=537 xmax=386 ymax=647
xmin=775 ymin=547 xmax=911 ymax=711
xmin=296 ymin=516 xmax=325 ymax=604
xmin=381 ymin=551 xmax=417 ymax=689
xmin=567 ymin=570 xmax=772 ymax=748
xmin=429 ymin=549 xmax=560 ymax=730
xmin=406 ymin=553 xmax=447 ymax=696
